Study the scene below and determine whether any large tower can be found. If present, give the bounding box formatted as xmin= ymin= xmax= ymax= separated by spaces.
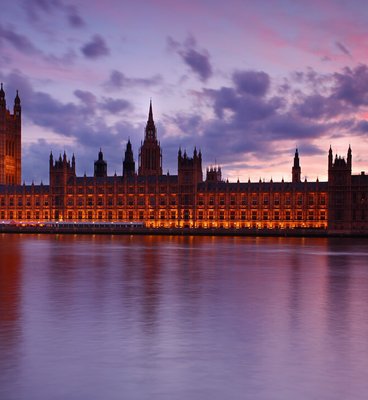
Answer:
xmin=292 ymin=148 xmax=301 ymax=183
xmin=138 ymin=101 xmax=162 ymax=176
xmin=0 ymin=84 xmax=21 ymax=185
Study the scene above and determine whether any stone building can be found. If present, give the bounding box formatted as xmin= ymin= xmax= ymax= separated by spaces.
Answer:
xmin=0 ymin=95 xmax=367 ymax=234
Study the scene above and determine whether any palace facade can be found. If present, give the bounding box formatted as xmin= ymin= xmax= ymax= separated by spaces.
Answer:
xmin=0 ymin=86 xmax=367 ymax=234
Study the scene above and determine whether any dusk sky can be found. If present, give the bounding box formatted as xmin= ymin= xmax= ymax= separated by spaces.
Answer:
xmin=2 ymin=0 xmax=368 ymax=183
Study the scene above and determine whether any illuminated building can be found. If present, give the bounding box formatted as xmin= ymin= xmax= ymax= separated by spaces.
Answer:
xmin=0 ymin=88 xmax=367 ymax=234
xmin=0 ymin=84 xmax=21 ymax=185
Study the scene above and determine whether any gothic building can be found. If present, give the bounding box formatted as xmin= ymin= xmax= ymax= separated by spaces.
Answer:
xmin=0 ymin=93 xmax=367 ymax=234
xmin=0 ymin=84 xmax=21 ymax=185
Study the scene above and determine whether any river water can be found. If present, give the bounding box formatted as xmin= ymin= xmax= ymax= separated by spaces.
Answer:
xmin=0 ymin=234 xmax=368 ymax=400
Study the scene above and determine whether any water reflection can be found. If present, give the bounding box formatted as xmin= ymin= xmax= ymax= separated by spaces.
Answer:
xmin=1 ymin=235 xmax=368 ymax=400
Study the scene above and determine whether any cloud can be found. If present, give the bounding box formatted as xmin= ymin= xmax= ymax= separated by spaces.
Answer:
xmin=167 ymin=35 xmax=213 ymax=82
xmin=66 ymin=5 xmax=85 ymax=28
xmin=233 ymin=70 xmax=270 ymax=97
xmin=101 ymin=98 xmax=132 ymax=114
xmin=332 ymin=65 xmax=368 ymax=106
xmin=335 ymin=41 xmax=351 ymax=57
xmin=0 ymin=24 xmax=40 ymax=55
xmin=105 ymin=70 xmax=162 ymax=90
xmin=22 ymin=0 xmax=85 ymax=28
xmin=81 ymin=35 xmax=110 ymax=59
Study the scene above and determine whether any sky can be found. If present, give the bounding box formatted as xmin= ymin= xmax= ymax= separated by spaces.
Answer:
xmin=2 ymin=0 xmax=368 ymax=184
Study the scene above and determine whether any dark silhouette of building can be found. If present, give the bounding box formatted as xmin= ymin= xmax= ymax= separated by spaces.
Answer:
xmin=0 ymin=84 xmax=21 ymax=185
xmin=0 ymin=94 xmax=367 ymax=234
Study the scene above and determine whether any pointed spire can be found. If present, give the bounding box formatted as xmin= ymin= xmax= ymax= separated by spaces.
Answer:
xmin=144 ymin=99 xmax=157 ymax=140
xmin=148 ymin=98 xmax=153 ymax=122
xmin=14 ymin=90 xmax=20 ymax=105
xmin=0 ymin=82 xmax=5 ymax=109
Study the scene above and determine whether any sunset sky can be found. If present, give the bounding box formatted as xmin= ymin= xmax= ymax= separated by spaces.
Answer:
xmin=1 ymin=0 xmax=368 ymax=183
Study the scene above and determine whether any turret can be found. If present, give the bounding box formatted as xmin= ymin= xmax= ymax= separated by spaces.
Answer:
xmin=123 ymin=139 xmax=135 ymax=178
xmin=14 ymin=90 xmax=21 ymax=117
xmin=292 ymin=148 xmax=301 ymax=183
xmin=94 ymin=148 xmax=107 ymax=177
xmin=0 ymin=83 xmax=6 ymax=110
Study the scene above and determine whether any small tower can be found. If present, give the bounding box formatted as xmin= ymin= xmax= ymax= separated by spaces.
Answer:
xmin=206 ymin=166 xmax=222 ymax=182
xmin=328 ymin=146 xmax=352 ymax=232
xmin=94 ymin=149 xmax=107 ymax=177
xmin=292 ymin=148 xmax=301 ymax=183
xmin=123 ymin=139 xmax=135 ymax=178
xmin=138 ymin=100 xmax=162 ymax=176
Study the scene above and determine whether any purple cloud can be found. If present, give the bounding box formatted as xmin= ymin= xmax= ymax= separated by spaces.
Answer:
xmin=332 ymin=65 xmax=368 ymax=106
xmin=168 ymin=35 xmax=213 ymax=82
xmin=81 ymin=35 xmax=110 ymax=59
xmin=22 ymin=0 xmax=85 ymax=28
xmin=0 ymin=24 xmax=39 ymax=54
xmin=335 ymin=41 xmax=351 ymax=57
xmin=101 ymin=98 xmax=132 ymax=113
xmin=233 ymin=70 xmax=270 ymax=97
xmin=66 ymin=5 xmax=85 ymax=28
xmin=105 ymin=70 xmax=162 ymax=90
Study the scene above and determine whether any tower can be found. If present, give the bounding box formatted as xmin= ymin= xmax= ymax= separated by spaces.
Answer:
xmin=292 ymin=148 xmax=301 ymax=183
xmin=138 ymin=101 xmax=162 ymax=176
xmin=0 ymin=84 xmax=21 ymax=185
xmin=94 ymin=149 xmax=107 ymax=178
xmin=328 ymin=146 xmax=352 ymax=232
xmin=123 ymin=139 xmax=135 ymax=178
xmin=49 ymin=151 xmax=76 ymax=220
xmin=178 ymin=147 xmax=203 ymax=226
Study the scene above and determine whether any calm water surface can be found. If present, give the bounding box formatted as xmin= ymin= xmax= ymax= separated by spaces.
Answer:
xmin=0 ymin=234 xmax=368 ymax=400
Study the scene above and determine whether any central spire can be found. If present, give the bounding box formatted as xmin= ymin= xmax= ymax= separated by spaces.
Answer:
xmin=139 ymin=100 xmax=162 ymax=176
xmin=145 ymin=99 xmax=157 ymax=140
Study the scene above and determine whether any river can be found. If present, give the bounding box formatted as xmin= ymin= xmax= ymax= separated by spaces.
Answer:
xmin=0 ymin=234 xmax=368 ymax=399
